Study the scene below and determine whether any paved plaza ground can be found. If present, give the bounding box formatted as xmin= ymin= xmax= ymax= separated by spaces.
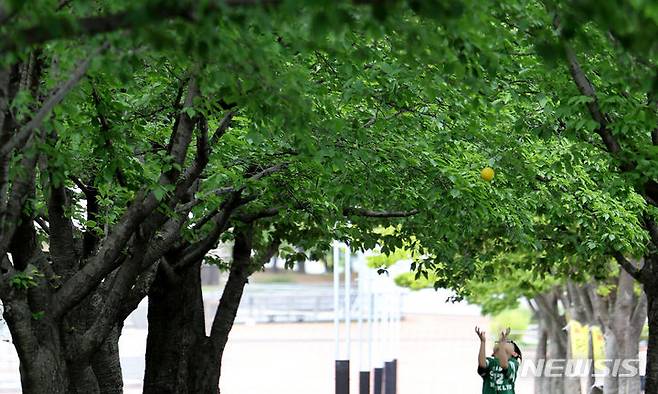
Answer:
xmin=1 ymin=312 xmax=534 ymax=393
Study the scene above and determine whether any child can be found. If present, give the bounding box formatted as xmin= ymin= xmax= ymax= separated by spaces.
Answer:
xmin=475 ymin=326 xmax=522 ymax=394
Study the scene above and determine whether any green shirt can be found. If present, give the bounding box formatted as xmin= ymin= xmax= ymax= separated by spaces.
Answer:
xmin=478 ymin=356 xmax=519 ymax=394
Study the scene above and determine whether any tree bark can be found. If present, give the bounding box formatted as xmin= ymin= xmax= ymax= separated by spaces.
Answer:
xmin=534 ymin=312 xmax=551 ymax=394
xmin=602 ymin=269 xmax=646 ymax=394
xmin=604 ymin=331 xmax=620 ymax=394
xmin=143 ymin=225 xmax=277 ymax=394
xmin=91 ymin=325 xmax=124 ymax=394
xmin=3 ymin=297 xmax=70 ymax=394
xmin=534 ymin=289 xmax=570 ymax=394
xmin=143 ymin=259 xmax=206 ymax=394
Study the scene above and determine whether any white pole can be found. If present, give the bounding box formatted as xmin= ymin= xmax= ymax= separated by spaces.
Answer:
xmin=377 ymin=281 xmax=384 ymax=367
xmin=333 ymin=241 xmax=340 ymax=360
xmin=358 ymin=253 xmax=364 ymax=371
xmin=396 ymin=289 xmax=402 ymax=358
xmin=367 ymin=267 xmax=374 ymax=371
xmin=344 ymin=244 xmax=352 ymax=360
xmin=386 ymin=291 xmax=392 ymax=361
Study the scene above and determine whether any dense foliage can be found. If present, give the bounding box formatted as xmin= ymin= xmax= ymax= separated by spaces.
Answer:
xmin=1 ymin=0 xmax=658 ymax=393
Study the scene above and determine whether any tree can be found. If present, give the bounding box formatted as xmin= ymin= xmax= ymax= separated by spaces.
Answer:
xmin=0 ymin=1 xmax=532 ymax=392
xmin=2 ymin=1 xmax=656 ymax=393
xmin=485 ymin=2 xmax=658 ymax=390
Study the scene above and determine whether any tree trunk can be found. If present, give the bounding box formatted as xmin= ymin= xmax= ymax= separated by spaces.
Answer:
xmin=564 ymin=343 xmax=583 ymax=394
xmin=604 ymin=330 xmax=620 ymax=394
xmin=143 ymin=260 xmax=206 ymax=394
xmin=587 ymin=328 xmax=596 ymax=391
xmin=608 ymin=313 xmax=644 ymax=394
xmin=535 ymin=315 xmax=550 ymax=394
xmin=296 ymin=259 xmax=306 ymax=274
xmin=602 ymin=269 xmax=647 ymax=394
xmin=549 ymin=326 xmax=570 ymax=394
xmin=91 ymin=325 xmax=124 ymax=394
xmin=142 ymin=225 xmax=277 ymax=394
xmin=270 ymin=253 xmax=279 ymax=272
xmin=67 ymin=360 xmax=100 ymax=394
xmin=3 ymin=299 xmax=70 ymax=393
xmin=19 ymin=348 xmax=70 ymax=394
xmin=534 ymin=289 xmax=571 ymax=394
xmin=143 ymin=250 xmax=250 ymax=394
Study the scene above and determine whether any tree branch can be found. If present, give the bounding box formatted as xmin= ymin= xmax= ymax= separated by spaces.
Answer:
xmin=562 ymin=46 xmax=621 ymax=154
xmin=34 ymin=216 xmax=49 ymax=234
xmin=76 ymin=232 xmax=147 ymax=358
xmin=343 ymin=207 xmax=419 ymax=218
xmin=0 ymin=43 xmax=110 ymax=157
xmin=208 ymin=224 xmax=254 ymax=347
xmin=612 ymin=251 xmax=645 ymax=282
xmin=235 ymin=207 xmax=280 ymax=223
xmin=586 ymin=284 xmax=609 ymax=327
xmin=643 ymin=215 xmax=658 ymax=247
xmin=249 ymin=162 xmax=288 ymax=182
xmin=176 ymin=193 xmax=243 ymax=269
xmin=46 ymin=178 xmax=77 ymax=277
xmin=91 ymin=83 xmax=126 ymax=186
xmin=0 ymin=140 xmax=38 ymax=257
xmin=52 ymin=72 xmax=200 ymax=317
xmin=209 ymin=109 xmax=236 ymax=146
xmin=117 ymin=261 xmax=160 ymax=322
xmin=1 ymin=4 xmax=196 ymax=53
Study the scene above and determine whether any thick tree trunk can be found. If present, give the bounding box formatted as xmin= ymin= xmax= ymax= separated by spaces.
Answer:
xmin=67 ymin=360 xmax=100 ymax=394
xmin=564 ymin=340 xmax=582 ymax=394
xmin=602 ymin=269 xmax=647 ymax=394
xmin=19 ymin=348 xmax=70 ymax=394
xmin=187 ymin=341 xmax=221 ymax=394
xmin=549 ymin=326 xmax=570 ymax=394
xmin=143 ymin=226 xmax=270 ymax=394
xmin=535 ymin=316 xmax=550 ymax=394
xmin=607 ymin=315 xmax=644 ymax=394
xmin=91 ymin=325 xmax=124 ymax=394
xmin=143 ymin=260 xmax=207 ymax=394
xmin=187 ymin=227 xmax=256 ymax=394
xmin=534 ymin=290 xmax=571 ymax=394
xmin=142 ymin=256 xmax=248 ymax=394
xmin=3 ymin=301 xmax=70 ymax=393
xmin=604 ymin=332 xmax=620 ymax=394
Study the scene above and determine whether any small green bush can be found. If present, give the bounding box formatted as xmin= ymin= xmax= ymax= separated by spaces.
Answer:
xmin=394 ymin=271 xmax=435 ymax=290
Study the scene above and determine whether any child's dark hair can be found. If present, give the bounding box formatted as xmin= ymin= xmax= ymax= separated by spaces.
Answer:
xmin=511 ymin=341 xmax=522 ymax=361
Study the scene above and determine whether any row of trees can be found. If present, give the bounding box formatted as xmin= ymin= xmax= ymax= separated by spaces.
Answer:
xmin=0 ymin=0 xmax=657 ymax=393
xmin=463 ymin=255 xmax=646 ymax=394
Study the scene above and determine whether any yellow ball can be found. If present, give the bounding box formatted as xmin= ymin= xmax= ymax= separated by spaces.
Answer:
xmin=481 ymin=167 xmax=495 ymax=182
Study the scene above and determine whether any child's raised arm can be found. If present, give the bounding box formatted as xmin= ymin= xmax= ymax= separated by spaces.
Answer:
xmin=475 ymin=326 xmax=487 ymax=368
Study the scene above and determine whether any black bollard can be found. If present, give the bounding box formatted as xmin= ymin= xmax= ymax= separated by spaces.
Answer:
xmin=359 ymin=371 xmax=370 ymax=394
xmin=392 ymin=359 xmax=397 ymax=394
xmin=384 ymin=361 xmax=395 ymax=394
xmin=336 ymin=360 xmax=350 ymax=394
xmin=373 ymin=367 xmax=384 ymax=394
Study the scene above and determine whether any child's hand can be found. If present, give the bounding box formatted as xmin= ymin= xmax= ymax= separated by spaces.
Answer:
xmin=499 ymin=327 xmax=511 ymax=343
xmin=475 ymin=326 xmax=486 ymax=342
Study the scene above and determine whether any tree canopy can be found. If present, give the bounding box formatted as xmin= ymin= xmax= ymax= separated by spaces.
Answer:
xmin=1 ymin=0 xmax=658 ymax=393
